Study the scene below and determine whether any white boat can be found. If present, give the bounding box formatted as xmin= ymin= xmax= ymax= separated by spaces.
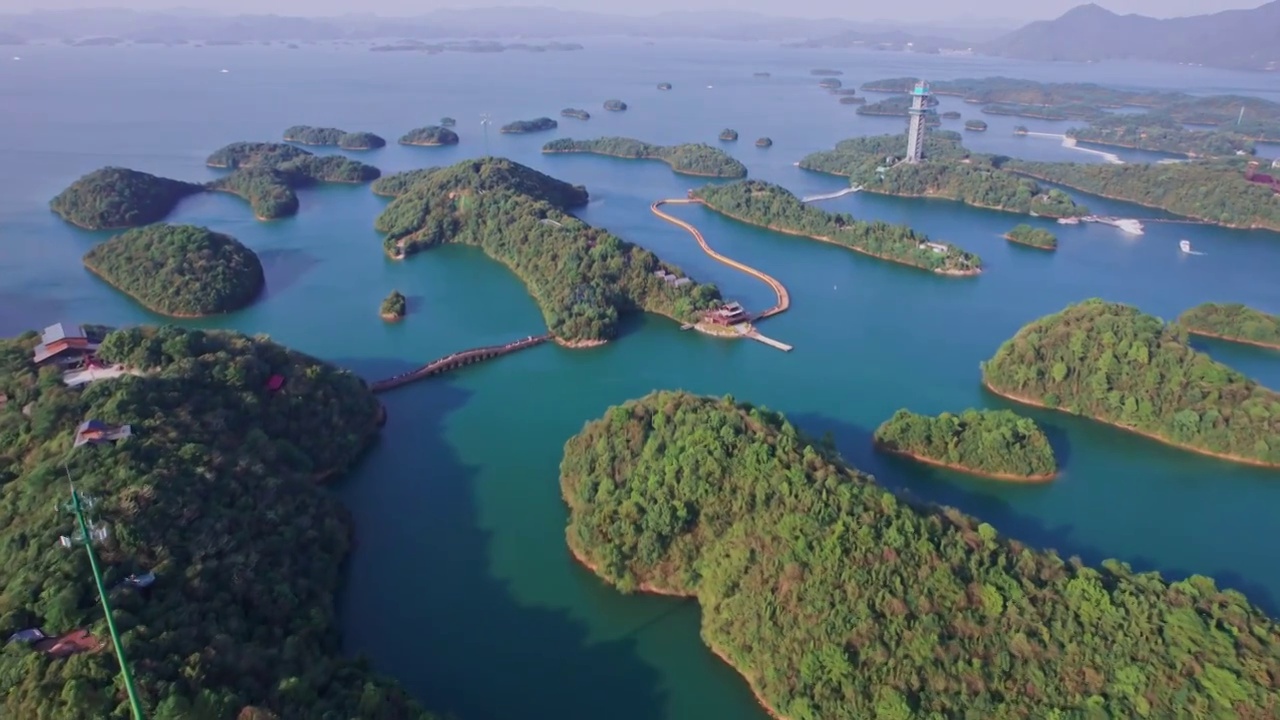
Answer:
xmin=1113 ymin=219 xmax=1144 ymax=235
xmin=1057 ymin=217 xmax=1080 ymax=225
xmin=1180 ymin=240 xmax=1192 ymax=253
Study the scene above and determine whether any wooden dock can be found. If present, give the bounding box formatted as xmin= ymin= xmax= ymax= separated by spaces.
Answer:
xmin=745 ymin=331 xmax=792 ymax=352
xmin=369 ymin=334 xmax=549 ymax=393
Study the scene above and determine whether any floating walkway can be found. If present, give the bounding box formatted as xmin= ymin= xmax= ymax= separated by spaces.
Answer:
xmin=370 ymin=334 xmax=549 ymax=393
xmin=801 ymin=185 xmax=862 ymax=203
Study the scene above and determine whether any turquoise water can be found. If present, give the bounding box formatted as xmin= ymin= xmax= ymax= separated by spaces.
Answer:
xmin=2 ymin=41 xmax=1280 ymax=719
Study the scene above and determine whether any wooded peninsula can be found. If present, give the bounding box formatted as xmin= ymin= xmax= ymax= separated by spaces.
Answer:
xmin=49 ymin=167 xmax=204 ymax=230
xmin=0 ymin=326 xmax=437 ymax=719
xmin=693 ymin=180 xmax=982 ymax=275
xmin=561 ymin=390 xmax=1280 ymax=719
xmin=801 ymin=132 xmax=1088 ymax=218
xmin=982 ymin=299 xmax=1280 ymax=467
xmin=1177 ymin=302 xmax=1280 ymax=350
xmin=205 ymin=142 xmax=381 ymax=220
xmin=873 ymin=407 xmax=1058 ymax=480
xmin=542 ymin=137 xmax=748 ymax=178
xmin=374 ymin=158 xmax=722 ymax=344
xmin=283 ymin=125 xmax=387 ymax=150
xmin=83 ymin=224 xmax=265 ymax=317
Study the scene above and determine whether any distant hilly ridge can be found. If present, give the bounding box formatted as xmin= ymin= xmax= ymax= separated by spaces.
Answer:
xmin=1 ymin=3 xmax=1277 ymax=72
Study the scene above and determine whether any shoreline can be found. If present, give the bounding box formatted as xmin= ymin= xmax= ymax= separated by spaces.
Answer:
xmin=553 ymin=336 xmax=608 ymax=349
xmin=697 ymin=201 xmax=981 ymax=277
xmin=380 ymin=312 xmax=403 ymax=322
xmin=981 ymin=380 xmax=1280 ymax=469
xmin=1184 ymin=328 xmax=1280 ymax=351
xmin=566 ymin=545 xmax=786 ymax=720
xmin=82 ymin=262 xmax=257 ymax=319
xmin=541 ymin=148 xmax=745 ymax=179
xmin=399 ymin=140 xmax=458 ymax=147
xmin=1003 ymin=233 xmax=1057 ymax=251
xmin=873 ymin=441 xmax=1057 ymax=482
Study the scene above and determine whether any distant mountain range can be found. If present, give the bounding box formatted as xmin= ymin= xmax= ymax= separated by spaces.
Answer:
xmin=0 ymin=3 xmax=1276 ymax=72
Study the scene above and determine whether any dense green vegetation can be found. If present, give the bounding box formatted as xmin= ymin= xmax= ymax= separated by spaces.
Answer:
xmin=399 ymin=126 xmax=460 ymax=146
xmin=982 ymin=103 xmax=1101 ymax=121
xmin=1005 ymin=224 xmax=1058 ymax=250
xmin=500 ymin=117 xmax=558 ymax=134
xmin=49 ymin=167 xmax=204 ymax=230
xmin=83 ymin=224 xmax=264 ymax=316
xmin=1178 ymin=302 xmax=1280 ymax=349
xmin=543 ymin=137 xmax=747 ymax=178
xmin=838 ymin=96 xmax=865 ymax=106
xmin=982 ymin=298 xmax=1280 ymax=466
xmin=693 ymin=180 xmax=981 ymax=275
xmin=755 ymin=137 xmax=772 ymax=148
xmin=810 ymin=68 xmax=842 ymax=76
xmin=561 ymin=108 xmax=590 ymax=120
xmin=964 ymin=119 xmax=988 ymax=131
xmin=282 ymin=125 xmax=344 ymax=145
xmin=337 ymin=131 xmax=386 ymax=150
xmin=801 ymin=133 xmax=1087 ymax=218
xmin=941 ymin=110 xmax=961 ymax=119
xmin=206 ymin=147 xmax=380 ymax=220
xmin=374 ymin=158 xmax=721 ymax=343
xmin=1068 ymin=115 xmax=1254 ymax=157
xmin=440 ymin=117 xmax=457 ymax=127
xmin=380 ymin=289 xmax=406 ymax=320
xmin=562 ymin=390 xmax=1280 ymax=719
xmin=1008 ymin=159 xmax=1280 ymax=231
xmin=0 ymin=326 xmax=436 ymax=719
xmin=718 ymin=128 xmax=738 ymax=142
xmin=874 ymin=407 xmax=1058 ymax=479
xmin=371 ymin=167 xmax=438 ymax=197
xmin=603 ymin=99 xmax=627 ymax=111
xmin=857 ymin=94 xmax=939 ymax=119
xmin=818 ymin=78 xmax=841 ymax=90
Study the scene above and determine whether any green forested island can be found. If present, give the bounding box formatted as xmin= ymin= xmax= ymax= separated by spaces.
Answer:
xmin=542 ymin=137 xmax=748 ymax=178
xmin=755 ymin=137 xmax=772 ymax=148
xmin=857 ymin=94 xmax=940 ymax=120
xmin=964 ymin=119 xmax=988 ymax=132
xmin=1067 ymin=115 xmax=1254 ymax=158
xmin=941 ymin=110 xmax=961 ymax=119
xmin=0 ymin=326 xmax=435 ymax=719
xmin=873 ymin=408 xmax=1058 ymax=480
xmin=1178 ymin=302 xmax=1280 ymax=350
xmin=838 ymin=96 xmax=866 ymax=105
xmin=372 ymin=167 xmax=439 ymax=197
xmin=1005 ymin=224 xmax=1058 ymax=250
xmin=801 ymin=133 xmax=1088 ymax=218
xmin=83 ymin=224 xmax=264 ymax=316
xmin=718 ymin=128 xmax=738 ymax=142
xmin=1007 ymin=159 xmax=1280 ymax=231
xmin=561 ymin=108 xmax=591 ymax=120
xmin=810 ymin=68 xmax=842 ymax=76
xmin=380 ymin=289 xmax=407 ymax=321
xmin=603 ymin=99 xmax=628 ymax=111
xmin=205 ymin=143 xmax=381 ymax=220
xmin=500 ymin=117 xmax=558 ymax=134
xmin=440 ymin=116 xmax=457 ymax=127
xmin=283 ymin=125 xmax=387 ymax=150
xmin=373 ymin=157 xmax=721 ymax=344
xmin=693 ymin=180 xmax=982 ymax=275
xmin=561 ymin=390 xmax=1280 ymax=719
xmin=982 ymin=299 xmax=1280 ymax=466
xmin=818 ymin=78 xmax=841 ymax=90
xmin=49 ymin=167 xmax=204 ymax=230
xmin=399 ymin=125 xmax=461 ymax=146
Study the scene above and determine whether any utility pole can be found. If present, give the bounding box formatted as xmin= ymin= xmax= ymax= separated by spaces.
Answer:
xmin=480 ymin=112 xmax=491 ymax=156
xmin=61 ymin=461 xmax=146 ymax=720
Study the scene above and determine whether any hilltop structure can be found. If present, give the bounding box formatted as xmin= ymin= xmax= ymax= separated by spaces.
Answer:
xmin=905 ymin=80 xmax=931 ymax=163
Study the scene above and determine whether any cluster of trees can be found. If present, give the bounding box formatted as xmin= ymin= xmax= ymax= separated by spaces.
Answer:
xmin=542 ymin=137 xmax=748 ymax=178
xmin=810 ymin=68 xmax=842 ymax=76
xmin=873 ymin=407 xmax=1058 ymax=479
xmin=1007 ymin=159 xmax=1280 ymax=231
xmin=49 ymin=167 xmax=204 ymax=230
xmin=693 ymin=180 xmax=982 ymax=275
xmin=718 ymin=128 xmax=739 ymax=141
xmin=982 ymin=298 xmax=1280 ymax=465
xmin=800 ymin=133 xmax=1088 ymax=218
xmin=857 ymin=95 xmax=940 ymax=120
xmin=374 ymin=158 xmax=721 ymax=342
xmin=1177 ymin=302 xmax=1280 ymax=349
xmin=440 ymin=117 xmax=457 ymax=127
xmin=755 ymin=137 xmax=773 ymax=148
xmin=964 ymin=119 xmax=988 ymax=131
xmin=560 ymin=108 xmax=591 ymax=120
xmin=603 ymin=99 xmax=628 ymax=111
xmin=282 ymin=125 xmax=387 ymax=150
xmin=981 ymin=102 xmax=1102 ymax=121
xmin=818 ymin=78 xmax=841 ymax=90
xmin=372 ymin=168 xmax=439 ymax=197
xmin=83 ymin=224 xmax=264 ymax=316
xmin=562 ymin=390 xmax=1280 ymax=719
xmin=1005 ymin=224 xmax=1058 ymax=250
xmin=0 ymin=326 xmax=436 ymax=719
xmin=499 ymin=117 xmax=558 ymax=134
xmin=1067 ymin=115 xmax=1255 ymax=157
xmin=398 ymin=126 xmax=460 ymax=146
xmin=380 ymin=289 xmax=407 ymax=320
xmin=205 ymin=143 xmax=381 ymax=220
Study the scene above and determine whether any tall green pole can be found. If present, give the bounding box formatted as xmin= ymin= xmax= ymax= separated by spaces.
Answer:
xmin=70 ymin=485 xmax=146 ymax=720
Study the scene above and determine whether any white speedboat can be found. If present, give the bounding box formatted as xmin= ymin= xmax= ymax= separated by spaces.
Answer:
xmin=1180 ymin=240 xmax=1192 ymax=253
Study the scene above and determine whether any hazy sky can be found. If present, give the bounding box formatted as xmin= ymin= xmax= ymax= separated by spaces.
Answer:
xmin=4 ymin=0 xmax=1267 ymax=21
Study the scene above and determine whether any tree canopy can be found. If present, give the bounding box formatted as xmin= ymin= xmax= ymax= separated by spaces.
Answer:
xmin=873 ymin=407 xmax=1058 ymax=479
xmin=603 ymin=99 xmax=628 ymax=111
xmin=205 ymin=143 xmax=380 ymax=220
xmin=83 ymin=224 xmax=264 ymax=316
xmin=373 ymin=157 xmax=721 ymax=342
xmin=0 ymin=326 xmax=436 ymax=719
xmin=1005 ymin=224 xmax=1058 ymax=250
xmin=283 ymin=126 xmax=387 ymax=150
xmin=380 ymin=290 xmax=406 ymax=319
xmin=1177 ymin=302 xmax=1280 ymax=349
xmin=49 ymin=168 xmax=204 ymax=230
xmin=398 ymin=126 xmax=460 ymax=146
xmin=982 ymin=298 xmax=1280 ymax=466
xmin=562 ymin=390 xmax=1280 ymax=719
xmin=543 ymin=137 xmax=748 ymax=178
xmin=499 ymin=118 xmax=558 ymax=134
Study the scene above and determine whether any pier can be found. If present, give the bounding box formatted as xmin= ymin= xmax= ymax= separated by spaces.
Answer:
xmin=801 ymin=185 xmax=862 ymax=203
xmin=370 ymin=334 xmax=549 ymax=393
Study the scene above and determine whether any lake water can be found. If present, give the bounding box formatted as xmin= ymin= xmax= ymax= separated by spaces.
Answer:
xmin=2 ymin=40 xmax=1280 ymax=720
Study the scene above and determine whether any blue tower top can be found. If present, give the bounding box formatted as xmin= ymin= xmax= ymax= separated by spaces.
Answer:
xmin=912 ymin=80 xmax=930 ymax=96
